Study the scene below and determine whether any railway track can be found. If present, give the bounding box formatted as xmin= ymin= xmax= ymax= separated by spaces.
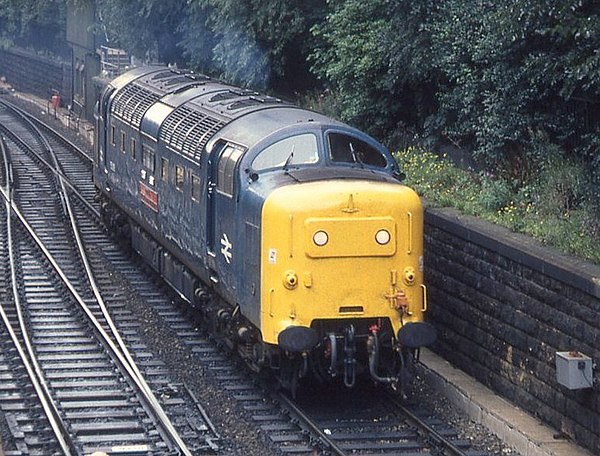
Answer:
xmin=0 ymin=100 xmax=219 ymax=455
xmin=92 ymin=253 xmax=489 ymax=456
xmin=0 ymin=97 xmax=494 ymax=456
xmin=277 ymin=386 xmax=489 ymax=456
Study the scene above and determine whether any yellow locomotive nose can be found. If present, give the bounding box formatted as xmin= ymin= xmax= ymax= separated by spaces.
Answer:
xmin=259 ymin=179 xmax=426 ymax=346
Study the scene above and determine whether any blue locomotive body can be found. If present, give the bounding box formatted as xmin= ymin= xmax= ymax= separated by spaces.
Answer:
xmin=94 ymin=66 xmax=435 ymax=390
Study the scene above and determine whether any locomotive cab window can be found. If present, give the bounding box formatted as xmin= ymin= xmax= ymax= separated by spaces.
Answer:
xmin=217 ymin=144 xmax=244 ymax=196
xmin=252 ymin=133 xmax=319 ymax=171
xmin=328 ymin=133 xmax=387 ymax=168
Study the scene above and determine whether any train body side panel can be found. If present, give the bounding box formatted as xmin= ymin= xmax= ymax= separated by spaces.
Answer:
xmin=96 ymin=111 xmax=213 ymax=292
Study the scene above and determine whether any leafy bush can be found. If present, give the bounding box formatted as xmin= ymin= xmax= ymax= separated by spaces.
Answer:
xmin=394 ymin=148 xmax=479 ymax=212
xmin=477 ymin=178 xmax=513 ymax=212
xmin=395 ymin=147 xmax=600 ymax=264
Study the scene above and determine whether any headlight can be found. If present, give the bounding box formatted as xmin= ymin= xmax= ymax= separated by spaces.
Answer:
xmin=313 ymin=230 xmax=329 ymax=246
xmin=375 ymin=229 xmax=391 ymax=245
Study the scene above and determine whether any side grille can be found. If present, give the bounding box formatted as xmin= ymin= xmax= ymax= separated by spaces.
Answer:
xmin=111 ymin=83 xmax=161 ymax=128
xmin=159 ymin=106 xmax=226 ymax=163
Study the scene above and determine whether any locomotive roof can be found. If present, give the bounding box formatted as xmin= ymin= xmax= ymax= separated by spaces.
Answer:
xmin=108 ymin=66 xmax=344 ymax=163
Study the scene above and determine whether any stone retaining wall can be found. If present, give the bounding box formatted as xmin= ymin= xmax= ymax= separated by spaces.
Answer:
xmin=0 ymin=47 xmax=71 ymax=105
xmin=425 ymin=207 xmax=600 ymax=453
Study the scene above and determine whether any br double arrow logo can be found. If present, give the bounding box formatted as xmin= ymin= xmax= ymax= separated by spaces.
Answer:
xmin=220 ymin=233 xmax=233 ymax=264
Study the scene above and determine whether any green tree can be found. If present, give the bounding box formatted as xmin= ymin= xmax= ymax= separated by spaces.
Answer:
xmin=505 ymin=0 xmax=600 ymax=182
xmin=428 ymin=0 xmax=600 ymax=178
xmin=96 ymin=0 xmax=187 ymax=64
xmin=310 ymin=0 xmax=439 ymax=139
xmin=181 ymin=0 xmax=325 ymax=91
xmin=0 ymin=0 xmax=68 ymax=56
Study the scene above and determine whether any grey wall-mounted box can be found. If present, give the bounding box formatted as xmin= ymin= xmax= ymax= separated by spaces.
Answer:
xmin=556 ymin=351 xmax=593 ymax=390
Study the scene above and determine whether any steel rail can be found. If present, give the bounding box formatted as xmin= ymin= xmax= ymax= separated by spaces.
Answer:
xmin=0 ymin=135 xmax=77 ymax=456
xmin=0 ymin=98 xmax=94 ymax=164
xmin=387 ymin=393 xmax=471 ymax=456
xmin=1 ymin=153 xmax=195 ymax=456
xmin=277 ymin=392 xmax=347 ymax=456
xmin=42 ymin=112 xmax=196 ymax=456
xmin=277 ymin=386 xmax=474 ymax=456
xmin=0 ymin=108 xmax=194 ymax=456
xmin=0 ymin=103 xmax=100 ymax=220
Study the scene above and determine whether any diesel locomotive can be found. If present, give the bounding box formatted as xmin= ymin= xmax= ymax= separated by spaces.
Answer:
xmin=94 ymin=66 xmax=436 ymax=392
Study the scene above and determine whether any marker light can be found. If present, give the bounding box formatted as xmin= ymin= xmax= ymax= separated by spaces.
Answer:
xmin=313 ymin=230 xmax=329 ymax=246
xmin=375 ymin=229 xmax=391 ymax=245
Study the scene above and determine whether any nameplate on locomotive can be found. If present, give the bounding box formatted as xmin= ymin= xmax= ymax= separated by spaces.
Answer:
xmin=139 ymin=181 xmax=159 ymax=212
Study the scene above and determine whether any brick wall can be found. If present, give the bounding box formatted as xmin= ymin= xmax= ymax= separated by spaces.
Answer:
xmin=425 ymin=207 xmax=600 ymax=452
xmin=0 ymin=47 xmax=71 ymax=104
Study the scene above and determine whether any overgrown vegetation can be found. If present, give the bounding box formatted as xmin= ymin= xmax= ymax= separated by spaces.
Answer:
xmin=395 ymin=147 xmax=600 ymax=264
xmin=309 ymin=0 xmax=600 ymax=266
xmin=1 ymin=0 xmax=598 ymax=263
